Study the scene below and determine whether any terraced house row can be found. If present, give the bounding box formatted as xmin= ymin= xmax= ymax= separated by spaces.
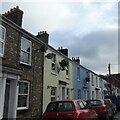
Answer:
xmin=0 ymin=6 xmax=120 ymax=119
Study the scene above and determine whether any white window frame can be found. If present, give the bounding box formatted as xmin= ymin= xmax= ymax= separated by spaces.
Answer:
xmin=0 ymin=25 xmax=6 ymax=57
xmin=20 ymin=37 xmax=32 ymax=66
xmin=17 ymin=81 xmax=30 ymax=110
xmin=51 ymin=54 xmax=56 ymax=72
xmin=51 ymin=87 xmax=57 ymax=101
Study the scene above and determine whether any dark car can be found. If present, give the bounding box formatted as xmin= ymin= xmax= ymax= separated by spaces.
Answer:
xmin=104 ymin=95 xmax=120 ymax=110
xmin=86 ymin=99 xmax=113 ymax=120
xmin=104 ymin=99 xmax=117 ymax=115
xmin=42 ymin=99 xmax=98 ymax=120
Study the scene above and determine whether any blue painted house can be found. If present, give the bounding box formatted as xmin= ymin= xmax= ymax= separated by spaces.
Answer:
xmin=72 ymin=57 xmax=90 ymax=100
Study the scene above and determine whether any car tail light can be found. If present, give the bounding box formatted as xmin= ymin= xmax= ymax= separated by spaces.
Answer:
xmin=74 ymin=111 xmax=80 ymax=120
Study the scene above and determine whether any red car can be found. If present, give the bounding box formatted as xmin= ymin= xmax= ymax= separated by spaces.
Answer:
xmin=86 ymin=99 xmax=113 ymax=120
xmin=42 ymin=100 xmax=98 ymax=120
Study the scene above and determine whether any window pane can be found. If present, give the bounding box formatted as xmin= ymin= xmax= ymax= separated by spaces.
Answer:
xmin=21 ymin=38 xmax=31 ymax=51
xmin=66 ymin=64 xmax=69 ymax=76
xmin=19 ymin=82 xmax=28 ymax=94
xmin=18 ymin=95 xmax=27 ymax=107
xmin=51 ymin=87 xmax=55 ymax=95
xmin=0 ymin=41 xmax=3 ymax=54
xmin=51 ymin=54 xmax=55 ymax=63
xmin=51 ymin=63 xmax=55 ymax=71
xmin=0 ymin=26 xmax=5 ymax=40
xmin=51 ymin=87 xmax=56 ymax=101
xmin=20 ymin=51 xmax=30 ymax=64
xmin=51 ymin=97 xmax=56 ymax=102
xmin=20 ymin=37 xmax=31 ymax=64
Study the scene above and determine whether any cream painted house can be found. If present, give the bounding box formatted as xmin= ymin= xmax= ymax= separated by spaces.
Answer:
xmin=43 ymin=47 xmax=73 ymax=112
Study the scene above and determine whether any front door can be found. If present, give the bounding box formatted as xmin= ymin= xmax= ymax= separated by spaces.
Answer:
xmin=3 ymin=79 xmax=10 ymax=118
xmin=62 ymin=86 xmax=66 ymax=100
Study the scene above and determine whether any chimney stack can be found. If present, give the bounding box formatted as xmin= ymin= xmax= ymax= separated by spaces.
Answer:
xmin=3 ymin=6 xmax=23 ymax=27
xmin=58 ymin=47 xmax=68 ymax=57
xmin=72 ymin=57 xmax=80 ymax=64
xmin=36 ymin=31 xmax=49 ymax=44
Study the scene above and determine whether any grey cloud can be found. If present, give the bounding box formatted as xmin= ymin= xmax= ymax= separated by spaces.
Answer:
xmin=66 ymin=29 xmax=118 ymax=74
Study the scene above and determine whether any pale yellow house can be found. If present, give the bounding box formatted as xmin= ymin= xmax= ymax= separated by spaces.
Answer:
xmin=43 ymin=46 xmax=73 ymax=112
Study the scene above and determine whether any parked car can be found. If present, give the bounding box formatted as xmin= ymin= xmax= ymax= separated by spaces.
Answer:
xmin=104 ymin=99 xmax=117 ymax=115
xmin=86 ymin=99 xmax=113 ymax=120
xmin=104 ymin=95 xmax=120 ymax=110
xmin=42 ymin=100 xmax=98 ymax=120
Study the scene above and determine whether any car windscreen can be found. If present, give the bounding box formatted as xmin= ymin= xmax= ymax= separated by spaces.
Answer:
xmin=46 ymin=101 xmax=75 ymax=112
xmin=86 ymin=100 xmax=102 ymax=106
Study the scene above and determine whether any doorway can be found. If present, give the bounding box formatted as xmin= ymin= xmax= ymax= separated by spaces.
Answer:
xmin=3 ymin=79 xmax=10 ymax=118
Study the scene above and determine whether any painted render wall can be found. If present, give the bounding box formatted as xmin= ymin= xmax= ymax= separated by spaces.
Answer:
xmin=73 ymin=63 xmax=90 ymax=100
xmin=43 ymin=48 xmax=73 ymax=112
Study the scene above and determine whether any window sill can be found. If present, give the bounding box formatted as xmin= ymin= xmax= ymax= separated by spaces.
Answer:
xmin=51 ymin=71 xmax=57 ymax=76
xmin=20 ymin=61 xmax=31 ymax=67
xmin=17 ymin=107 xmax=29 ymax=110
xmin=66 ymin=76 xmax=70 ymax=80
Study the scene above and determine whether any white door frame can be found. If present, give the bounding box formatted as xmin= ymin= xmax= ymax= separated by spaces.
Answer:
xmin=59 ymin=84 xmax=67 ymax=100
xmin=0 ymin=72 xmax=20 ymax=119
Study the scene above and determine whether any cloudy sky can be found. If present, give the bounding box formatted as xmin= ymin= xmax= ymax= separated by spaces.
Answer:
xmin=1 ymin=0 xmax=119 ymax=75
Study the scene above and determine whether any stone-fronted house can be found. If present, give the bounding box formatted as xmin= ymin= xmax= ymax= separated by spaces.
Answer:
xmin=0 ymin=6 xmax=48 ymax=119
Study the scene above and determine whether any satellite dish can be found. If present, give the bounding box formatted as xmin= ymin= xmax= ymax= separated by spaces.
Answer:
xmin=45 ymin=53 xmax=54 ymax=59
